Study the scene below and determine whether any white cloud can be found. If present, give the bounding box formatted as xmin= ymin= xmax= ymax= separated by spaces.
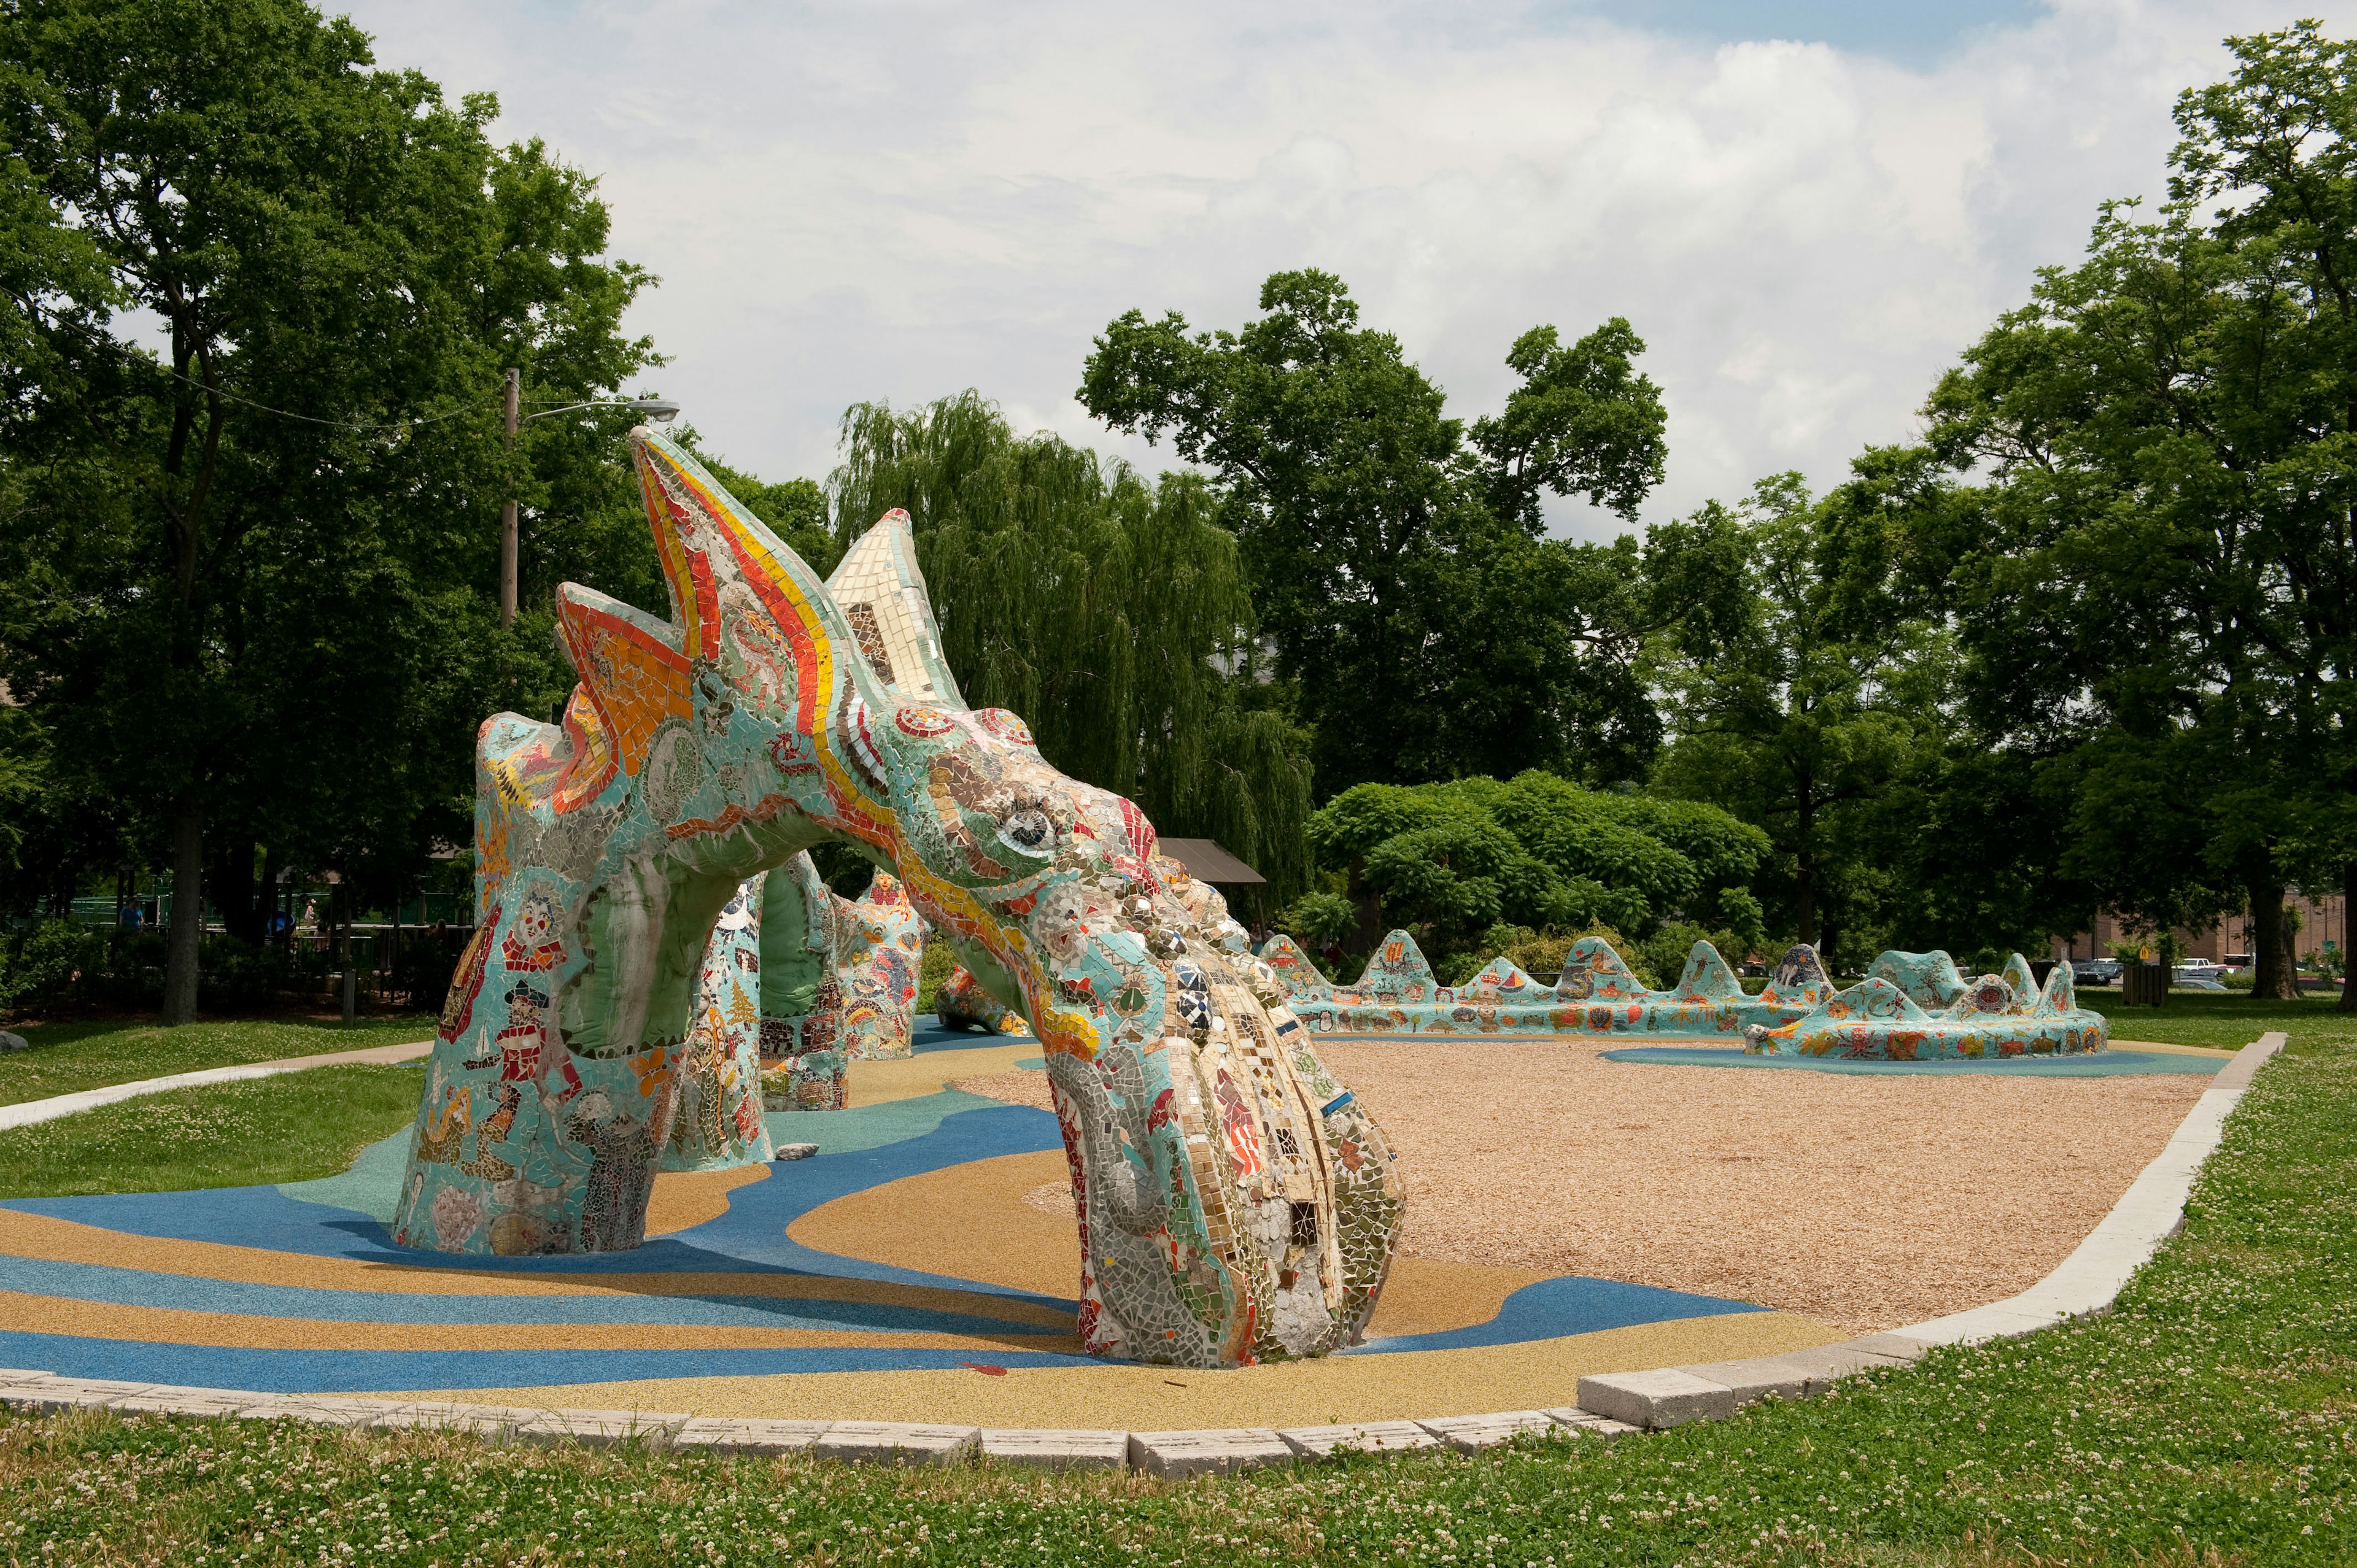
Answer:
xmin=338 ymin=0 xmax=2331 ymax=540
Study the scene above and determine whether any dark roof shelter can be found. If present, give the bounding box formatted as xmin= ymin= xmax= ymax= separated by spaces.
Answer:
xmin=1155 ymin=838 xmax=1265 ymax=886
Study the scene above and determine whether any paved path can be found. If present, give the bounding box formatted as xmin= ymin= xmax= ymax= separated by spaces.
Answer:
xmin=0 ymin=1040 xmax=434 ymax=1132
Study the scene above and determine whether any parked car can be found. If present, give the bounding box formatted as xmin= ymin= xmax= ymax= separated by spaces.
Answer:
xmin=2072 ymin=959 xmax=2122 ymax=985
xmin=2172 ymin=959 xmax=2230 ymax=991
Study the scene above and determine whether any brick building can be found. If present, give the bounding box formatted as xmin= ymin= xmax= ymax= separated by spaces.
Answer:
xmin=2053 ymin=892 xmax=2347 ymax=965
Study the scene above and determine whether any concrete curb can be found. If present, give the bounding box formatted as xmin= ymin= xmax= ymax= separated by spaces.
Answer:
xmin=0 ymin=1033 xmax=2283 ymax=1466
xmin=0 ymin=1377 xmax=1633 ymax=1470
xmin=0 ymin=1040 xmax=434 ymax=1132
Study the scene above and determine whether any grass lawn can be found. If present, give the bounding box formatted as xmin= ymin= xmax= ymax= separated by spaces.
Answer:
xmin=2093 ymin=989 xmax=2348 ymax=1049
xmin=1 ymin=1010 xmax=2350 ymax=1564
xmin=0 ymin=1064 xmax=425 ymax=1199
xmin=0 ymin=1016 xmax=436 ymax=1107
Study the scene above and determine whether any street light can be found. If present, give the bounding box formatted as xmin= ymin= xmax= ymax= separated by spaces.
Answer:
xmin=527 ymin=397 xmax=683 ymax=422
xmin=500 ymin=373 xmax=684 ymax=625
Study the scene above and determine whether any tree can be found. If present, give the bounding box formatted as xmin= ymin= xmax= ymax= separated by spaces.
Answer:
xmin=1303 ymin=770 xmax=1765 ymax=970
xmin=1919 ymin=20 xmax=2357 ymax=1002
xmin=0 ymin=0 xmax=654 ymax=1018
xmin=827 ymin=391 xmax=1314 ymax=913
xmin=1079 ymin=269 xmax=1670 ymax=792
xmin=1649 ymin=464 xmax=1957 ymax=971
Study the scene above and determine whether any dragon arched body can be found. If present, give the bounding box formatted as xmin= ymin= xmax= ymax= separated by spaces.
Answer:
xmin=394 ymin=429 xmax=1404 ymax=1365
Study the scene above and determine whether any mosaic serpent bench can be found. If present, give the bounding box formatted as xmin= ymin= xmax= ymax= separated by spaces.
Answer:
xmin=1259 ymin=932 xmax=2108 ymax=1059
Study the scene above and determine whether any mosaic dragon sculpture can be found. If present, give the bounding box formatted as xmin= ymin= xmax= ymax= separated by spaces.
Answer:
xmin=393 ymin=428 xmax=1404 ymax=1367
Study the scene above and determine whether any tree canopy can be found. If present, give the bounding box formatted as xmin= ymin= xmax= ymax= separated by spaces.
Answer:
xmin=1648 ymin=465 xmax=1967 ymax=971
xmin=1080 ymin=269 xmax=1671 ymax=792
xmin=1904 ymin=20 xmax=2357 ymax=1000
xmin=9 ymin=10 xmax=2357 ymax=1020
xmin=0 ymin=0 xmax=656 ymax=1014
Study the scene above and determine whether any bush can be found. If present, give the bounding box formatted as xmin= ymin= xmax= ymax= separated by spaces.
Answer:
xmin=1304 ymin=773 xmax=1767 ymax=974
xmin=1275 ymin=890 xmax=1355 ymax=947
xmin=1636 ymin=919 xmax=1761 ymax=993
xmin=0 ymin=922 xmax=273 ymax=1018
xmin=1434 ymin=949 xmax=1486 ymax=986
xmin=197 ymin=937 xmax=292 ymax=1013
xmin=0 ymin=920 xmax=104 ymax=1016
xmin=1466 ymin=921 xmax=1649 ymax=987
xmin=915 ymin=938 xmax=954 ymax=1016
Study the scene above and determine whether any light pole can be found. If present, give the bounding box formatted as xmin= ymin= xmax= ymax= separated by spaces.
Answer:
xmin=499 ymin=368 xmax=520 ymax=626
xmin=496 ymin=374 xmax=683 ymax=628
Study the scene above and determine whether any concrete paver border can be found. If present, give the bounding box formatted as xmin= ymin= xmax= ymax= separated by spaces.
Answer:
xmin=0 ymin=1033 xmax=2283 ymax=1468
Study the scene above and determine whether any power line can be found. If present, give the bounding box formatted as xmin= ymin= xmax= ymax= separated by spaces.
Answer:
xmin=152 ymin=366 xmax=673 ymax=434
xmin=157 ymin=363 xmax=495 ymax=434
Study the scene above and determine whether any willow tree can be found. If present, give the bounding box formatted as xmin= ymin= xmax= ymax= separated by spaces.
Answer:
xmin=829 ymin=392 xmax=1311 ymax=911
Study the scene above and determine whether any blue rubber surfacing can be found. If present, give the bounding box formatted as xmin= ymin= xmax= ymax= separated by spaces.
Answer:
xmin=0 ymin=1079 xmax=1777 ymax=1391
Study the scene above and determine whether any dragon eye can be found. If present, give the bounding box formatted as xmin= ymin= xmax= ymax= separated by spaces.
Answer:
xmin=998 ymin=807 xmax=1055 ymax=855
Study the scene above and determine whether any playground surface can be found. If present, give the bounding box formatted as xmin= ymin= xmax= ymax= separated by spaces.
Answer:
xmin=0 ymin=1025 xmax=2228 ymax=1429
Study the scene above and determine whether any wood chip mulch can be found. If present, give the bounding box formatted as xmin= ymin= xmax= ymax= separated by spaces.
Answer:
xmin=955 ymin=1039 xmax=2210 ymax=1332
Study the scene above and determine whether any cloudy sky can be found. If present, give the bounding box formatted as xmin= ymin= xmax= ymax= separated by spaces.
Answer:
xmin=343 ymin=0 xmax=2338 ymax=540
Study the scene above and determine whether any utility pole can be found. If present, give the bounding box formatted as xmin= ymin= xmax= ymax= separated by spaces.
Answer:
xmin=499 ymin=367 xmax=520 ymax=627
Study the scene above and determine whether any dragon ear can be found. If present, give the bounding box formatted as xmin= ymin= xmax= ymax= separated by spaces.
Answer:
xmin=625 ymin=428 xmax=902 ymax=832
xmin=626 ymin=426 xmax=891 ymax=715
xmin=825 ymin=510 xmax=967 ymax=709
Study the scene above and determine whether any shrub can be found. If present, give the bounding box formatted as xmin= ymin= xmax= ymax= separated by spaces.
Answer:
xmin=915 ymin=938 xmax=954 ymax=1015
xmin=1305 ymin=772 xmax=1768 ymax=978
xmin=1636 ymin=919 xmax=1756 ymax=993
xmin=198 ymin=937 xmax=292 ymax=1013
xmin=1465 ymin=921 xmax=1650 ymax=987
xmin=1434 ymin=949 xmax=1486 ymax=986
xmin=1 ymin=920 xmax=103 ymax=1015
xmin=1275 ymin=890 xmax=1355 ymax=946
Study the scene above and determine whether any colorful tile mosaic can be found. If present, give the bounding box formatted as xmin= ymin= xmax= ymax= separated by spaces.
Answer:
xmin=1861 ymin=950 xmax=1968 ymax=1009
xmin=935 ymin=964 xmax=1028 ymax=1035
xmin=834 ymin=873 xmax=921 ymax=1061
xmin=1259 ymin=929 xmax=2108 ymax=1060
xmin=395 ymin=428 xmax=1404 ymax=1369
xmin=756 ymin=855 xmax=848 ymax=1113
xmin=743 ymin=859 xmax=924 ymax=1114
xmin=1745 ymin=958 xmax=2108 ymax=1060
xmin=660 ymin=879 xmax=771 ymax=1172
xmin=1262 ymin=930 xmax=1834 ymax=1038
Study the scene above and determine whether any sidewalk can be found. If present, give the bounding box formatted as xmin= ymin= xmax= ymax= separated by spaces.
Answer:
xmin=0 ymin=1039 xmax=434 ymax=1132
